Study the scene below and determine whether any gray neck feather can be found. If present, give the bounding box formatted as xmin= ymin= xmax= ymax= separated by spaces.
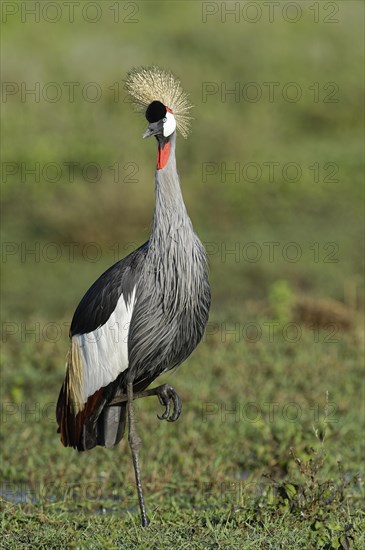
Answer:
xmin=151 ymin=132 xmax=191 ymax=237
xmin=143 ymin=132 xmax=207 ymax=317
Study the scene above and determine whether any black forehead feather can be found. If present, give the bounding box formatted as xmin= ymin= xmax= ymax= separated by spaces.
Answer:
xmin=145 ymin=101 xmax=166 ymax=123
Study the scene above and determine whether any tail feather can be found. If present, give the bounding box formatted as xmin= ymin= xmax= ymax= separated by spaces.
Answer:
xmin=56 ymin=367 xmax=156 ymax=452
xmin=56 ymin=372 xmax=127 ymax=451
xmin=96 ymin=404 xmax=127 ymax=448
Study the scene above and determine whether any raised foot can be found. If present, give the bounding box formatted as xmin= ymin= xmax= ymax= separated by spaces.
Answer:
xmin=108 ymin=383 xmax=182 ymax=423
xmin=155 ymin=384 xmax=182 ymax=422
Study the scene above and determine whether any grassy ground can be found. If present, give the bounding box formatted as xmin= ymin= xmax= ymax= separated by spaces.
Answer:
xmin=1 ymin=1 xmax=364 ymax=548
xmin=1 ymin=322 xmax=364 ymax=548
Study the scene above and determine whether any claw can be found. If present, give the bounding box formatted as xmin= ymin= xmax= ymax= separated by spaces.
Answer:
xmin=167 ymin=389 xmax=182 ymax=422
xmin=157 ymin=390 xmax=171 ymax=420
xmin=155 ymin=384 xmax=182 ymax=423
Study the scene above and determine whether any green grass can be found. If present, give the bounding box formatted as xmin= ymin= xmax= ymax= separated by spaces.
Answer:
xmin=1 ymin=1 xmax=364 ymax=548
xmin=1 ymin=316 xmax=364 ymax=548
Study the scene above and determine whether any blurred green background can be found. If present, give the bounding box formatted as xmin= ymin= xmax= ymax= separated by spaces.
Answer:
xmin=2 ymin=1 xmax=363 ymax=317
xmin=1 ymin=1 xmax=364 ymax=547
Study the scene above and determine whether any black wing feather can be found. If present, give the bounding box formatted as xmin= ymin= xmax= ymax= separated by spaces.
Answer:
xmin=71 ymin=242 xmax=148 ymax=336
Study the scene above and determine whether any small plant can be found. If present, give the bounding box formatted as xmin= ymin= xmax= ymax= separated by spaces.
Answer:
xmin=268 ymin=280 xmax=295 ymax=325
xmin=260 ymin=394 xmax=361 ymax=549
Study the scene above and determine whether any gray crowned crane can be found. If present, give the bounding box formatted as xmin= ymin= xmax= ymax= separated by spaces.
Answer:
xmin=56 ymin=67 xmax=211 ymax=527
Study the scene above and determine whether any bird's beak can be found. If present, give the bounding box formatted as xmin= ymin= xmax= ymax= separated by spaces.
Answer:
xmin=142 ymin=119 xmax=164 ymax=139
xmin=142 ymin=127 xmax=155 ymax=139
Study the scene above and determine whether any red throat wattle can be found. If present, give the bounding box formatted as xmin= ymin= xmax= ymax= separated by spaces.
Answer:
xmin=156 ymin=141 xmax=171 ymax=170
xmin=156 ymin=106 xmax=173 ymax=170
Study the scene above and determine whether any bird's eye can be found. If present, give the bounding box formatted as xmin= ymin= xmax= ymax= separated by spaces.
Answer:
xmin=163 ymin=117 xmax=167 ymax=122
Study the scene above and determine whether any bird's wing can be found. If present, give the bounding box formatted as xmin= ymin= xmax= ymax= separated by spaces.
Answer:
xmin=70 ymin=244 xmax=146 ymax=336
xmin=56 ymin=243 xmax=148 ymax=448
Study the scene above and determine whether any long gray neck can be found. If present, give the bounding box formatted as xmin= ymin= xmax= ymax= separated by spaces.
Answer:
xmin=150 ymin=132 xmax=192 ymax=242
xmin=144 ymin=132 xmax=207 ymax=317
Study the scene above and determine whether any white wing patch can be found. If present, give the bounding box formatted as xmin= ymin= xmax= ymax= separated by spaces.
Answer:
xmin=73 ymin=287 xmax=136 ymax=405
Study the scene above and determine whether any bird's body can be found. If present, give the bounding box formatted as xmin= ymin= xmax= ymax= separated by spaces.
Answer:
xmin=56 ymin=67 xmax=210 ymax=525
xmin=57 ymin=131 xmax=210 ymax=450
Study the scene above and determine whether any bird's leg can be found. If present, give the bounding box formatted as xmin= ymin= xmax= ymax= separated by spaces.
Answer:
xmin=110 ymin=384 xmax=182 ymax=423
xmin=126 ymin=381 xmax=149 ymax=527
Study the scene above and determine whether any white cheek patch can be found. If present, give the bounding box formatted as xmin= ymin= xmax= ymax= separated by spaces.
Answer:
xmin=163 ymin=111 xmax=176 ymax=137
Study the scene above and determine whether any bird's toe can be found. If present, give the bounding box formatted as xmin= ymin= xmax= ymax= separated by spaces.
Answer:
xmin=166 ymin=386 xmax=182 ymax=422
xmin=157 ymin=387 xmax=171 ymax=420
